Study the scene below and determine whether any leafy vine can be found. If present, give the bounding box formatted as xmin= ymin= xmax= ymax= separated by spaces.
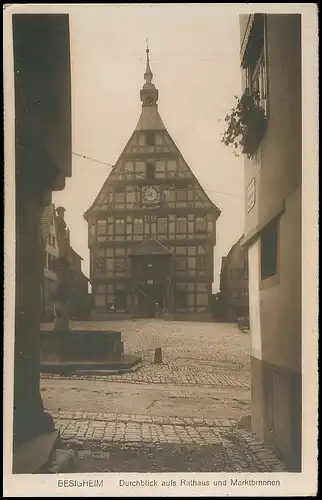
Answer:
xmin=221 ymin=88 xmax=267 ymax=159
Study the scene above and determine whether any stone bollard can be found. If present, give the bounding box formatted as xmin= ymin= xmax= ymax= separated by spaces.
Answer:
xmin=154 ymin=347 xmax=163 ymax=364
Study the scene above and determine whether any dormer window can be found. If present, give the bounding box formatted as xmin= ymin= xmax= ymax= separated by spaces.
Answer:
xmin=146 ymin=163 xmax=155 ymax=180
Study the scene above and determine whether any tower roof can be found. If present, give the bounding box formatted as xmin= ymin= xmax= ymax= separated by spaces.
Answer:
xmin=83 ymin=46 xmax=221 ymax=221
xmin=140 ymin=46 xmax=159 ymax=108
xmin=144 ymin=45 xmax=153 ymax=84
xmin=136 ymin=45 xmax=165 ymax=131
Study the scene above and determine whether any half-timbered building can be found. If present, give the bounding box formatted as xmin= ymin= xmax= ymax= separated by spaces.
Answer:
xmin=84 ymin=48 xmax=221 ymax=320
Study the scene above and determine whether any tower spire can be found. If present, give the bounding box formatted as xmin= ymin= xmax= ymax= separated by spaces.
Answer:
xmin=140 ymin=41 xmax=158 ymax=107
xmin=144 ymin=39 xmax=153 ymax=84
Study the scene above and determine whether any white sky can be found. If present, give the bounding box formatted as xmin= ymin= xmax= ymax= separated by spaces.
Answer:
xmin=53 ymin=4 xmax=245 ymax=292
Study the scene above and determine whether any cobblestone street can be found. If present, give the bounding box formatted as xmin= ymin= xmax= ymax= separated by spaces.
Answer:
xmin=41 ymin=319 xmax=250 ymax=369
xmin=40 ymin=320 xmax=286 ymax=471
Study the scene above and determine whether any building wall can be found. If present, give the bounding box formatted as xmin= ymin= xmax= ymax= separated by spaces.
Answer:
xmin=41 ymin=214 xmax=59 ymax=320
xmin=243 ymin=15 xmax=301 ymax=239
xmin=12 ymin=12 xmax=71 ymax=448
xmin=240 ymin=14 xmax=301 ymax=470
xmin=44 ymin=217 xmax=59 ymax=281
xmin=88 ymin=128 xmax=219 ymax=319
xmin=219 ymin=240 xmax=249 ymax=322
xmin=68 ymin=249 xmax=89 ymax=319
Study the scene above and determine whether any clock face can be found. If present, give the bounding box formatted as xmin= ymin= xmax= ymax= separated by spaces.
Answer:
xmin=142 ymin=186 xmax=160 ymax=203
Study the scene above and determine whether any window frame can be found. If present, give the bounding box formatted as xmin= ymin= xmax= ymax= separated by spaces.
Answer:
xmin=243 ymin=14 xmax=269 ymax=119
xmin=260 ymin=218 xmax=279 ymax=281
xmin=175 ymin=257 xmax=186 ymax=271
xmin=95 ymin=257 xmax=105 ymax=273
xmin=195 ymin=216 xmax=207 ymax=233
xmin=115 ymin=218 xmax=126 ymax=235
xmin=197 ymin=254 xmax=208 ymax=271
xmin=115 ymin=257 xmax=126 ymax=273
xmin=176 ymin=216 xmax=187 ymax=234
xmin=176 ymin=190 xmax=188 ymax=202
xmin=146 ymin=163 xmax=156 ymax=180
xmin=157 ymin=217 xmax=168 ymax=234
xmin=133 ymin=217 xmax=144 ymax=235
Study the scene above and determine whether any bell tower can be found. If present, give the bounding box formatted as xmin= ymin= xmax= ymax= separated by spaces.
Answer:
xmin=140 ymin=45 xmax=159 ymax=107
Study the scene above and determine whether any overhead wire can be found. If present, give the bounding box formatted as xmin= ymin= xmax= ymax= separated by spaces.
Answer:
xmin=73 ymin=152 xmax=243 ymax=199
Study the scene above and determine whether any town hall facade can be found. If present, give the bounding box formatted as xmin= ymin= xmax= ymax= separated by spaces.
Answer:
xmin=84 ymin=48 xmax=221 ymax=320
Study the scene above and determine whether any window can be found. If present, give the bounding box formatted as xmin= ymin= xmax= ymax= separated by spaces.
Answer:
xmin=176 ymin=217 xmax=187 ymax=233
xmin=126 ymin=190 xmax=135 ymax=204
xmin=115 ymin=192 xmax=125 ymax=204
xmin=146 ymin=163 xmax=155 ymax=180
xmin=175 ymin=257 xmax=186 ymax=270
xmin=138 ymin=134 xmax=145 ymax=146
xmin=157 ymin=217 xmax=168 ymax=234
xmin=52 ymin=236 xmax=56 ymax=248
xmin=133 ymin=218 xmax=144 ymax=235
xmin=261 ymin=218 xmax=278 ymax=280
xmin=197 ymin=255 xmax=208 ymax=271
xmin=115 ymin=218 xmax=125 ymax=235
xmin=231 ymin=290 xmax=238 ymax=299
xmin=176 ymin=190 xmax=187 ymax=202
xmin=188 ymin=257 xmax=196 ymax=269
xmin=195 ymin=216 xmax=206 ymax=233
xmin=48 ymin=233 xmax=52 ymax=246
xmin=176 ymin=246 xmax=186 ymax=255
xmin=247 ymin=51 xmax=268 ymax=114
xmin=95 ymin=257 xmax=105 ymax=273
xmin=145 ymin=131 xmax=155 ymax=146
xmin=106 ymin=259 xmax=113 ymax=271
xmin=243 ymin=14 xmax=268 ymax=115
xmin=115 ymin=258 xmax=126 ymax=272
xmin=97 ymin=219 xmax=107 ymax=240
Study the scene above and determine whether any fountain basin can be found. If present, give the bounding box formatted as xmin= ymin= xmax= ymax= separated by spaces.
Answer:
xmin=40 ymin=330 xmax=141 ymax=374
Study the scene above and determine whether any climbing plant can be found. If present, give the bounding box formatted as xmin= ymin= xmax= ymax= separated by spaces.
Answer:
xmin=221 ymin=88 xmax=267 ymax=159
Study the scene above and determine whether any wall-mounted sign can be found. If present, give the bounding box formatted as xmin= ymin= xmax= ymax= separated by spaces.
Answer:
xmin=246 ymin=178 xmax=256 ymax=213
xmin=147 ymin=280 xmax=154 ymax=285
